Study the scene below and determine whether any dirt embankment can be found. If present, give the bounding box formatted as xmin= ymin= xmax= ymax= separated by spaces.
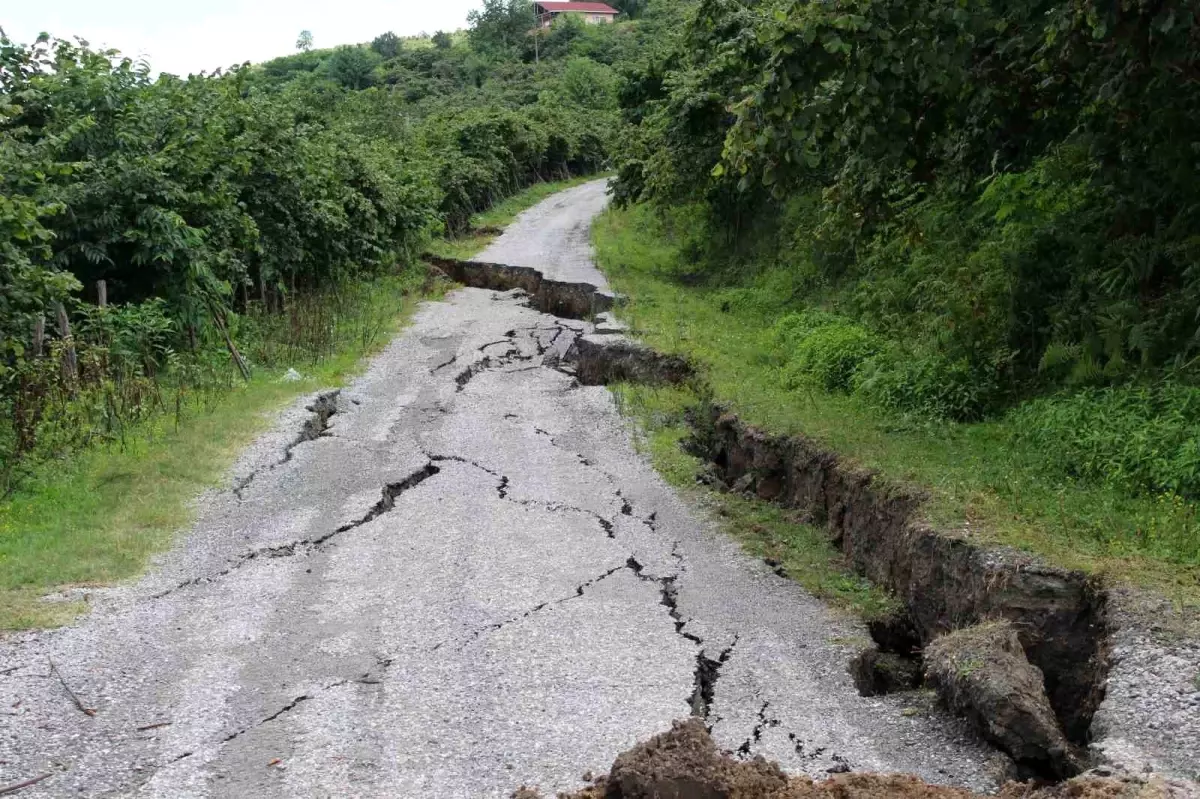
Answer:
xmin=514 ymin=719 xmax=1181 ymax=799
xmin=685 ymin=407 xmax=1111 ymax=777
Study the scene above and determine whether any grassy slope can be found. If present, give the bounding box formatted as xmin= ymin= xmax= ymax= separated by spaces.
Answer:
xmin=594 ymin=204 xmax=1200 ymax=610
xmin=0 ymin=178 xmax=592 ymax=631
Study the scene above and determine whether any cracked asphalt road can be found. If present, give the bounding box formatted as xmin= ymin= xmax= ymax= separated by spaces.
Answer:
xmin=0 ymin=179 xmax=1004 ymax=797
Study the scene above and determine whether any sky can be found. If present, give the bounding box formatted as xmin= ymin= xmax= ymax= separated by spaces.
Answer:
xmin=2 ymin=0 xmax=483 ymax=76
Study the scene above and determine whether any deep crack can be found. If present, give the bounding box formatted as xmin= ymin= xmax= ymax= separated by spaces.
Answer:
xmin=737 ymin=701 xmax=779 ymax=757
xmin=429 ymin=453 xmax=500 ymax=477
xmin=504 ymin=495 xmax=617 ymax=540
xmin=331 ymin=463 xmax=441 ymax=536
xmin=431 ymin=354 xmax=458 ymax=373
xmin=221 ymin=694 xmax=311 ymax=744
xmin=155 ymin=462 xmax=441 ymax=599
xmin=233 ymin=390 xmax=341 ymax=500
xmin=689 ymin=637 xmax=738 ymax=721
xmin=625 ymin=556 xmax=701 ymax=647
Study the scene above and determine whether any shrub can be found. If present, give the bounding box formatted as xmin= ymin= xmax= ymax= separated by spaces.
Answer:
xmin=853 ymin=348 xmax=996 ymax=422
xmin=1008 ymin=384 xmax=1200 ymax=500
xmin=774 ymin=311 xmax=879 ymax=393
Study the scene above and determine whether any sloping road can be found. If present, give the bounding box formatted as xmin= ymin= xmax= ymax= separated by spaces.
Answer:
xmin=0 ymin=179 xmax=1002 ymax=797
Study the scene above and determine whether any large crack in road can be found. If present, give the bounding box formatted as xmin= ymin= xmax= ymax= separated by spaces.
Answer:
xmin=0 ymin=180 xmax=1004 ymax=798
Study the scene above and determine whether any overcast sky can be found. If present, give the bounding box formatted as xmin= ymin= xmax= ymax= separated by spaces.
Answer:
xmin=2 ymin=0 xmax=482 ymax=76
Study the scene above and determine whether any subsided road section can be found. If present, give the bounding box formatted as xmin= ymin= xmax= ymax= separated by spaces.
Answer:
xmin=0 ymin=179 xmax=1003 ymax=797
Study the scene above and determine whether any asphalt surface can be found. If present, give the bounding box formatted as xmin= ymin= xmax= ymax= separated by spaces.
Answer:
xmin=0 ymin=179 xmax=1004 ymax=797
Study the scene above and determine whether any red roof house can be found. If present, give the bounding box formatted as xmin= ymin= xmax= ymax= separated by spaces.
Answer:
xmin=534 ymin=1 xmax=620 ymax=27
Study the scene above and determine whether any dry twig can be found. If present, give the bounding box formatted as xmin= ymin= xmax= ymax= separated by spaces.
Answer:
xmin=48 ymin=659 xmax=96 ymax=717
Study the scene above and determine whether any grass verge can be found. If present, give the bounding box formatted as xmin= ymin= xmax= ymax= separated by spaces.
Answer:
xmin=0 ymin=272 xmax=445 ymax=631
xmin=425 ymin=174 xmax=608 ymax=260
xmin=593 ymin=204 xmax=1200 ymax=610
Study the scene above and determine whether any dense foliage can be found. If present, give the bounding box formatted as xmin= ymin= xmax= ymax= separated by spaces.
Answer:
xmin=613 ymin=0 xmax=1200 ymax=403
xmin=0 ymin=16 xmax=627 ymax=491
xmin=602 ymin=0 xmax=1200 ymax=502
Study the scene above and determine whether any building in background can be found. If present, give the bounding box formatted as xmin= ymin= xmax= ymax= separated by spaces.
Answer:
xmin=533 ymin=1 xmax=620 ymax=28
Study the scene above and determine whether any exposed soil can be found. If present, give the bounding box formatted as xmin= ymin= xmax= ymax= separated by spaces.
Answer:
xmin=562 ymin=335 xmax=694 ymax=386
xmin=513 ymin=719 xmax=1176 ymax=799
xmin=924 ymin=621 xmax=1084 ymax=779
xmin=424 ymin=255 xmax=614 ymax=319
xmin=536 ymin=328 xmax=1118 ymax=780
xmin=686 ymin=407 xmax=1111 ymax=748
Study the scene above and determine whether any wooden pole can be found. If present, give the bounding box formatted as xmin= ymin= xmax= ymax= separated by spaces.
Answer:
xmin=32 ymin=316 xmax=44 ymax=358
xmin=96 ymin=280 xmax=107 ymax=308
xmin=209 ymin=306 xmax=251 ymax=382
xmin=54 ymin=302 xmax=77 ymax=383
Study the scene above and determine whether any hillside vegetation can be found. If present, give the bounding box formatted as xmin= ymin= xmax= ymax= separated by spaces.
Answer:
xmin=595 ymin=0 xmax=1200 ymax=585
xmin=0 ymin=4 xmax=649 ymax=626
xmin=0 ymin=6 xmax=648 ymax=494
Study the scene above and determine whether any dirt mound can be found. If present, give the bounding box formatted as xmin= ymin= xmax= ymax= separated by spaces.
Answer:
xmin=514 ymin=719 xmax=1182 ymax=799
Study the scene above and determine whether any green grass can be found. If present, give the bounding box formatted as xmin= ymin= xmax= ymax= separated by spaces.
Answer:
xmin=0 ymin=273 xmax=444 ymax=630
xmin=611 ymin=382 xmax=898 ymax=619
xmin=425 ymin=174 xmax=609 ymax=260
xmin=593 ymin=204 xmax=1200 ymax=609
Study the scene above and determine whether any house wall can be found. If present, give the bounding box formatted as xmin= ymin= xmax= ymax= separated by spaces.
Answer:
xmin=538 ymin=10 xmax=617 ymax=27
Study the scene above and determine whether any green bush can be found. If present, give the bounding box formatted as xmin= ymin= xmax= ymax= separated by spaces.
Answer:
xmin=774 ymin=311 xmax=879 ymax=393
xmin=1009 ymin=384 xmax=1200 ymax=500
xmin=853 ymin=349 xmax=996 ymax=422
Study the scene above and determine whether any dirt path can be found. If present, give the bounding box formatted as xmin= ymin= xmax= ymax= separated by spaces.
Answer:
xmin=0 ymin=180 xmax=1001 ymax=797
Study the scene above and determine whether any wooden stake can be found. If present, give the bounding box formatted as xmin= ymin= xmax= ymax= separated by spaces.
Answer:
xmin=210 ymin=306 xmax=251 ymax=382
xmin=96 ymin=280 xmax=107 ymax=308
xmin=53 ymin=302 xmax=77 ymax=382
xmin=32 ymin=316 xmax=44 ymax=358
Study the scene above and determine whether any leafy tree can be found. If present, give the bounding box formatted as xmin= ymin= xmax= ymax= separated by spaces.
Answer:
xmin=0 ymin=15 xmax=619 ymax=487
xmin=467 ymin=0 xmax=536 ymax=57
xmin=609 ymin=0 xmax=1200 ymax=405
xmin=432 ymin=31 xmax=453 ymax=50
xmin=609 ymin=0 xmax=647 ymax=17
xmin=560 ymin=57 xmax=617 ymax=110
xmin=371 ymin=31 xmax=401 ymax=59
xmin=325 ymin=45 xmax=380 ymax=89
xmin=296 ymin=30 xmax=313 ymax=52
